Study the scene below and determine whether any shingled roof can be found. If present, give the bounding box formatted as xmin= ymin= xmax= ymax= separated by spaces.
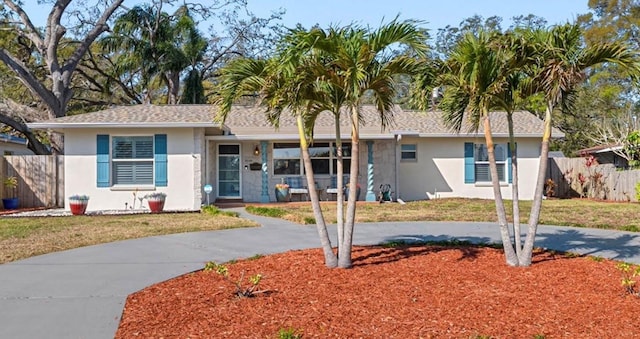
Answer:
xmin=28 ymin=104 xmax=563 ymax=138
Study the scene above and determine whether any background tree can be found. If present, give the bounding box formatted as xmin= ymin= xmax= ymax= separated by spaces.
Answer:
xmin=562 ymin=0 xmax=640 ymax=155
xmin=100 ymin=3 xmax=205 ymax=104
xmin=0 ymin=0 xmax=125 ymax=153
xmin=93 ymin=1 xmax=283 ymax=106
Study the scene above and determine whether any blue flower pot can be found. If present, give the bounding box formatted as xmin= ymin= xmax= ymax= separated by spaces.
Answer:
xmin=275 ymin=188 xmax=290 ymax=202
xmin=2 ymin=198 xmax=19 ymax=210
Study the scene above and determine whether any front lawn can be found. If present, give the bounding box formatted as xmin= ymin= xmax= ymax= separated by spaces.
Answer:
xmin=0 ymin=209 xmax=257 ymax=264
xmin=246 ymin=198 xmax=640 ymax=231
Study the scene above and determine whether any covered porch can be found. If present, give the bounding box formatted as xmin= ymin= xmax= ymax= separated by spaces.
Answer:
xmin=203 ymin=137 xmax=398 ymax=204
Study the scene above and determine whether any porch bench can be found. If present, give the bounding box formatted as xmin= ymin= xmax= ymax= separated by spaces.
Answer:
xmin=326 ymin=175 xmax=349 ymax=200
xmin=285 ymin=176 xmax=309 ymax=201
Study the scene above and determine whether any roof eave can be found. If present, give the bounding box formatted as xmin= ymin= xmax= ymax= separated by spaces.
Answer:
xmin=27 ymin=122 xmax=220 ymax=130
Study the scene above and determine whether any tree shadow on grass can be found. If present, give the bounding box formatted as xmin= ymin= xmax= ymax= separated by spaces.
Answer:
xmin=352 ymin=234 xmax=495 ymax=267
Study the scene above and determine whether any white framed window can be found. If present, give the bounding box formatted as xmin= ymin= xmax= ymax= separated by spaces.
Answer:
xmin=111 ymin=136 xmax=154 ymax=185
xmin=474 ymin=143 xmax=506 ymax=182
xmin=273 ymin=142 xmax=351 ymax=176
xmin=401 ymin=144 xmax=417 ymax=161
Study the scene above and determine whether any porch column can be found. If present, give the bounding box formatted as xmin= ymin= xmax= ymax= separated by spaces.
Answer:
xmin=260 ymin=140 xmax=270 ymax=203
xmin=365 ymin=140 xmax=376 ymax=201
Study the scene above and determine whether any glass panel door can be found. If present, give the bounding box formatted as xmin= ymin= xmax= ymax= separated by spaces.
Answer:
xmin=217 ymin=144 xmax=241 ymax=198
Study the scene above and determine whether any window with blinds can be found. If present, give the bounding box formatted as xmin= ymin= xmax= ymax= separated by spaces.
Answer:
xmin=474 ymin=144 xmax=506 ymax=182
xmin=112 ymin=136 xmax=154 ymax=185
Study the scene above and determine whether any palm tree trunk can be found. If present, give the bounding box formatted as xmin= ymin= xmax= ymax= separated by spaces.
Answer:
xmin=339 ymin=106 xmax=360 ymax=268
xmin=507 ymin=112 xmax=522 ymax=257
xmin=334 ymin=114 xmax=345 ymax=256
xmin=297 ymin=115 xmax=337 ymax=267
xmin=483 ymin=114 xmax=518 ymax=266
xmin=520 ymin=102 xmax=553 ymax=266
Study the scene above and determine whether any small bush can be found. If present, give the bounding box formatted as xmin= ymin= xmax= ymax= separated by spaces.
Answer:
xmin=616 ymin=262 xmax=640 ymax=296
xmin=302 ymin=217 xmax=316 ymax=224
xmin=204 ymin=261 xmax=265 ymax=298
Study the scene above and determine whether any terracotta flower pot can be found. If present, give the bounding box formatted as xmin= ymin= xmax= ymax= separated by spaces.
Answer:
xmin=69 ymin=201 xmax=88 ymax=215
xmin=148 ymin=199 xmax=165 ymax=213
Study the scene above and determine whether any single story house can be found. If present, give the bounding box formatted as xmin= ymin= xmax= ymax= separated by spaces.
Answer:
xmin=28 ymin=104 xmax=560 ymax=212
xmin=577 ymin=144 xmax=627 ymax=168
xmin=0 ymin=133 xmax=34 ymax=155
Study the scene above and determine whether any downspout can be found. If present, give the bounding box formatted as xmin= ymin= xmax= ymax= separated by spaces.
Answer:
xmin=395 ymin=134 xmax=401 ymax=201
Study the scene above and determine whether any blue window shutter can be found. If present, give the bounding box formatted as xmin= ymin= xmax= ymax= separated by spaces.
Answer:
xmin=507 ymin=143 xmax=517 ymax=184
xmin=96 ymin=135 xmax=110 ymax=187
xmin=154 ymin=134 xmax=168 ymax=187
xmin=507 ymin=144 xmax=512 ymax=184
xmin=464 ymin=142 xmax=474 ymax=183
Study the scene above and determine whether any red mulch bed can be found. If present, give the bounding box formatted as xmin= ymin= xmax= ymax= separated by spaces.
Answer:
xmin=116 ymin=245 xmax=638 ymax=338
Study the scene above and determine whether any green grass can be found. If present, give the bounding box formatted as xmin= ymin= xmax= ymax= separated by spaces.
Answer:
xmin=245 ymin=206 xmax=289 ymax=218
xmin=0 ymin=211 xmax=257 ymax=264
xmin=245 ymin=198 xmax=640 ymax=231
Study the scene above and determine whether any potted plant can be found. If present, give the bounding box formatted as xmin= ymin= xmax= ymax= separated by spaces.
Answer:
xmin=274 ymin=181 xmax=290 ymax=202
xmin=2 ymin=176 xmax=19 ymax=210
xmin=145 ymin=192 xmax=167 ymax=213
xmin=346 ymin=182 xmax=361 ymax=201
xmin=69 ymin=194 xmax=89 ymax=215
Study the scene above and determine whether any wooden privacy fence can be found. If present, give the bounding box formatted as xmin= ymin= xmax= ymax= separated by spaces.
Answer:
xmin=0 ymin=155 xmax=64 ymax=209
xmin=547 ymin=157 xmax=640 ymax=202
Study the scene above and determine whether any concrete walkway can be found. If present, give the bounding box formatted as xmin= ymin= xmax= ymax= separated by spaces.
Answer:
xmin=2 ymin=208 xmax=640 ymax=338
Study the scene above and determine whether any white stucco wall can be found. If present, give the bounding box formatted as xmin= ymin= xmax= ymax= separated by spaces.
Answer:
xmin=398 ymin=136 xmax=541 ymax=201
xmin=205 ymin=137 xmax=542 ymax=203
xmin=64 ymin=128 xmax=202 ymax=211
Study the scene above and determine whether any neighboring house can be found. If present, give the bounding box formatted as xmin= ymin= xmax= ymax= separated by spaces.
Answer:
xmin=0 ymin=133 xmax=34 ymax=155
xmin=28 ymin=104 xmax=561 ymax=212
xmin=577 ymin=144 xmax=628 ymax=168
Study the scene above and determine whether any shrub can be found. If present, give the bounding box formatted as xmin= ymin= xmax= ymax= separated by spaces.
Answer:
xmin=616 ymin=262 xmax=640 ymax=296
xmin=204 ymin=261 xmax=265 ymax=298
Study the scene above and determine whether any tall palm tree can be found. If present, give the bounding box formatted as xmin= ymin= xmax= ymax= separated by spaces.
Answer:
xmin=303 ymin=21 xmax=428 ymax=268
xmin=519 ymin=23 xmax=640 ymax=265
xmin=437 ymin=30 xmax=520 ymax=266
xmin=214 ymin=56 xmax=340 ymax=268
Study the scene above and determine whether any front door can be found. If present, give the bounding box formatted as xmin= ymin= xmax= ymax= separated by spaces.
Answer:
xmin=217 ymin=144 xmax=241 ymax=198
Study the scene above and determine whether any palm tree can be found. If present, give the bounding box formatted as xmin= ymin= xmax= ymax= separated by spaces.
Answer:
xmin=214 ymin=56 xmax=340 ymax=268
xmin=311 ymin=21 xmax=428 ymax=268
xmin=101 ymin=4 xmax=205 ymax=104
xmin=519 ymin=23 xmax=640 ymax=266
xmin=436 ymin=29 xmax=520 ymax=266
xmin=216 ymin=21 xmax=427 ymax=269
